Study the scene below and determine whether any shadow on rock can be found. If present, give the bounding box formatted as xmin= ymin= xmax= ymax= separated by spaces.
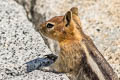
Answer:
xmin=5 ymin=54 xmax=57 ymax=76
xmin=25 ymin=54 xmax=58 ymax=72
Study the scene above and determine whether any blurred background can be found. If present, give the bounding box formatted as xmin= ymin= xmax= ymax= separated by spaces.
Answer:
xmin=0 ymin=0 xmax=120 ymax=80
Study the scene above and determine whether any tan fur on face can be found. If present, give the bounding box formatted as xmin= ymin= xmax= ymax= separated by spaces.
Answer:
xmin=40 ymin=12 xmax=83 ymax=42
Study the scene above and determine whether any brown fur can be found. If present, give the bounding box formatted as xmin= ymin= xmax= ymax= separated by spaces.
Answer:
xmin=39 ymin=7 xmax=119 ymax=80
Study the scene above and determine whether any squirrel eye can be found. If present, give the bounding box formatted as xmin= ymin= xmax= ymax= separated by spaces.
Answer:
xmin=46 ymin=23 xmax=54 ymax=28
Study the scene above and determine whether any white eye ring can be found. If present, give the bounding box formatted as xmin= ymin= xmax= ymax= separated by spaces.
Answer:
xmin=46 ymin=22 xmax=54 ymax=28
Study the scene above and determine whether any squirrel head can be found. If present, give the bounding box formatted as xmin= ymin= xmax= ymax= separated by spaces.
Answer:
xmin=40 ymin=7 xmax=82 ymax=42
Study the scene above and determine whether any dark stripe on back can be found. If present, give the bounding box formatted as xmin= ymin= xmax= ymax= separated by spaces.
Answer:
xmin=77 ymin=52 xmax=99 ymax=80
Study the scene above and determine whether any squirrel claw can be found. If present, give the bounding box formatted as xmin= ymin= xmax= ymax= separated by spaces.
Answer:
xmin=44 ymin=54 xmax=58 ymax=61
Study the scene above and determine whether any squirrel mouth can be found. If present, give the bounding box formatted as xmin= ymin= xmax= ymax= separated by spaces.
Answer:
xmin=39 ymin=29 xmax=50 ymax=39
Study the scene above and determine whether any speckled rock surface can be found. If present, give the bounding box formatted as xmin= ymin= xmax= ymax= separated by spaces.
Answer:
xmin=0 ymin=0 xmax=68 ymax=80
xmin=0 ymin=0 xmax=120 ymax=80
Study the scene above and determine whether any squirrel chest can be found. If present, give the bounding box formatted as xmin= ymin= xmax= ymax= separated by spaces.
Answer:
xmin=58 ymin=40 xmax=84 ymax=73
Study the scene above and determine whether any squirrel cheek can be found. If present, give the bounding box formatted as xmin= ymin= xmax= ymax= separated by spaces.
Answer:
xmin=63 ymin=31 xmax=67 ymax=35
xmin=53 ymin=32 xmax=57 ymax=37
xmin=60 ymin=27 xmax=66 ymax=35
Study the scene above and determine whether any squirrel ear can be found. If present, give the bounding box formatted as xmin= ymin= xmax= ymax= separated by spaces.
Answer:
xmin=63 ymin=11 xmax=72 ymax=27
xmin=70 ymin=7 xmax=78 ymax=16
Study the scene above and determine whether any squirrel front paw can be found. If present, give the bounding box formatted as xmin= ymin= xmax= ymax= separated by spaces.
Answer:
xmin=44 ymin=54 xmax=58 ymax=61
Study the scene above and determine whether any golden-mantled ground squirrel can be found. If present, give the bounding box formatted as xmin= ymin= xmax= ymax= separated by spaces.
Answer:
xmin=39 ymin=7 xmax=119 ymax=80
